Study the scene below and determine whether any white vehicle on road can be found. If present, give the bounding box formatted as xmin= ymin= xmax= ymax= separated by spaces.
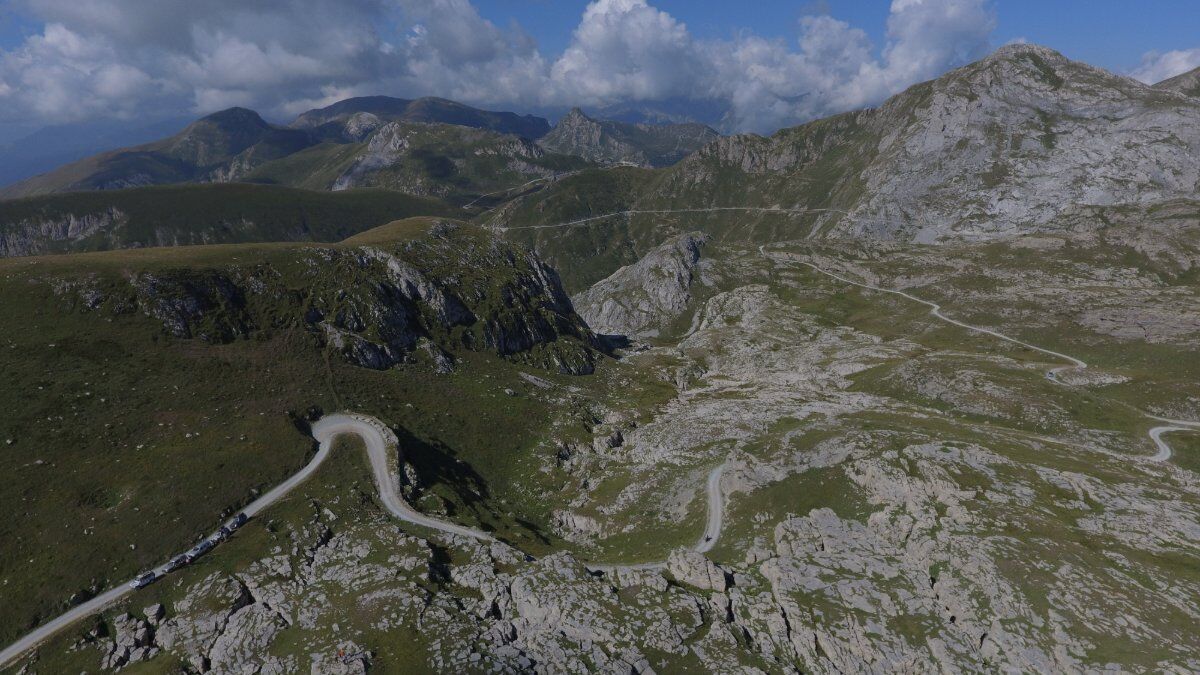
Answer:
xmin=129 ymin=572 xmax=157 ymax=590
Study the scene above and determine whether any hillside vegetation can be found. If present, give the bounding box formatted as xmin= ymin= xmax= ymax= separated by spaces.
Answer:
xmin=0 ymin=219 xmax=622 ymax=644
xmin=0 ymin=184 xmax=457 ymax=257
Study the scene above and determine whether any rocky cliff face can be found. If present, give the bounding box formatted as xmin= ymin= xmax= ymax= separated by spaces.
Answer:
xmin=0 ymin=208 xmax=126 ymax=257
xmin=843 ymin=44 xmax=1200 ymax=241
xmin=572 ymin=232 xmax=711 ymax=339
xmin=539 ymin=108 xmax=719 ymax=168
xmin=329 ymin=121 xmax=580 ymax=197
xmin=58 ymin=221 xmax=601 ymax=375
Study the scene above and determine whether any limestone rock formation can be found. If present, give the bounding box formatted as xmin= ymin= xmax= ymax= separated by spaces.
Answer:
xmin=572 ymin=232 xmax=710 ymax=339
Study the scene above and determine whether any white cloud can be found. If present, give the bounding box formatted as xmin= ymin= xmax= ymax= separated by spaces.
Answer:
xmin=1130 ymin=48 xmax=1200 ymax=84
xmin=549 ymin=0 xmax=702 ymax=102
xmin=0 ymin=22 xmax=161 ymax=121
xmin=0 ymin=0 xmax=1000 ymax=132
xmin=882 ymin=0 xmax=995 ymax=84
xmin=696 ymin=0 xmax=995 ymax=131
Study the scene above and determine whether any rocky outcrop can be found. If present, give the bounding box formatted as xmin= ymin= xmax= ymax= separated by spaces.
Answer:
xmin=572 ymin=232 xmax=710 ymax=339
xmin=131 ymin=270 xmax=252 ymax=342
xmin=57 ymin=221 xmax=601 ymax=374
xmin=328 ymin=112 xmax=385 ymax=142
xmin=666 ymin=549 xmax=728 ymax=592
xmin=551 ymin=510 xmax=604 ymax=544
xmin=0 ymin=209 xmax=126 ymax=257
xmin=331 ymin=121 xmax=557 ymax=194
xmin=98 ymin=612 xmax=158 ymax=670
xmin=539 ymin=108 xmax=719 ymax=168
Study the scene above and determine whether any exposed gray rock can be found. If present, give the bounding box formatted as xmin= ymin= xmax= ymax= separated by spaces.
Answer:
xmin=666 ymin=549 xmax=728 ymax=592
xmin=845 ymin=44 xmax=1200 ymax=242
xmin=142 ymin=604 xmax=164 ymax=626
xmin=572 ymin=232 xmax=710 ymax=339
xmin=97 ymin=612 xmax=155 ymax=671
xmin=0 ymin=209 xmax=126 ymax=257
xmin=1154 ymin=65 xmax=1200 ymax=98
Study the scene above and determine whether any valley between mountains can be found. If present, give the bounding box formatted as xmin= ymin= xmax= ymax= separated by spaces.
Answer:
xmin=1 ymin=44 xmax=1199 ymax=674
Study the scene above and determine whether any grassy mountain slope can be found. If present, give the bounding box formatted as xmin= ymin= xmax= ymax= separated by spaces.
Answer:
xmin=0 ymin=109 xmax=318 ymax=199
xmin=7 ymin=214 xmax=1200 ymax=672
xmin=246 ymin=122 xmax=592 ymax=203
xmin=0 ymin=184 xmax=458 ymax=257
xmin=291 ymin=96 xmax=551 ymax=140
xmin=1 ymin=98 xmax=557 ymax=201
xmin=1154 ymin=65 xmax=1200 ymax=97
xmin=0 ymin=220 xmax=613 ymax=644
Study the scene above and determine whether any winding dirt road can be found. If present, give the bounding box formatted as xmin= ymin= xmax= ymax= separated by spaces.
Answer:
xmin=496 ymin=206 xmax=849 ymax=230
xmin=584 ymin=462 xmax=728 ymax=574
xmin=0 ymin=414 xmax=724 ymax=667
xmin=0 ymin=413 xmax=495 ymax=668
xmin=6 ymin=227 xmax=1194 ymax=667
xmin=761 ymin=247 xmax=1199 ymax=462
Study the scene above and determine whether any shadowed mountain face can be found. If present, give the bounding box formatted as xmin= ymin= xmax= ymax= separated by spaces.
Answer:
xmin=0 ymin=184 xmax=458 ymax=257
xmin=538 ymin=108 xmax=720 ymax=168
xmin=0 ymin=108 xmax=317 ymax=198
xmin=290 ymin=96 xmax=552 ymax=141
xmin=0 ymin=117 xmax=194 ymax=189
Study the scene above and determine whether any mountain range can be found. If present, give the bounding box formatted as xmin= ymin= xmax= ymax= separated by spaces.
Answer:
xmin=497 ymin=44 xmax=1200 ymax=253
xmin=3 ymin=41 xmax=1200 ymax=675
xmin=0 ymin=97 xmax=716 ymax=202
xmin=3 ymin=44 xmax=1200 ymax=263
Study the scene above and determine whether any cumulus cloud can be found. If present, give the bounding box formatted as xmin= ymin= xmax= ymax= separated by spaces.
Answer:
xmin=549 ymin=0 xmax=997 ymax=131
xmin=1130 ymin=48 xmax=1200 ymax=84
xmin=0 ymin=22 xmax=161 ymax=120
xmin=0 ymin=0 xmax=1000 ymax=132
xmin=550 ymin=0 xmax=702 ymax=102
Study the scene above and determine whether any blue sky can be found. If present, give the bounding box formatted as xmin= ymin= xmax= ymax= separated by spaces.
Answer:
xmin=466 ymin=0 xmax=1200 ymax=74
xmin=0 ymin=0 xmax=1198 ymax=135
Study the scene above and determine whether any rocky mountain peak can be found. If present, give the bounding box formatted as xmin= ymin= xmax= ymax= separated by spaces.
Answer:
xmin=166 ymin=107 xmax=277 ymax=167
xmin=1154 ymin=66 xmax=1200 ymax=97
xmin=562 ymin=107 xmax=591 ymax=123
xmin=540 ymin=107 xmax=719 ymax=168
xmin=983 ymin=42 xmax=1065 ymax=64
xmin=551 ymin=108 xmax=602 ymax=137
xmin=926 ymin=42 xmax=1150 ymax=106
xmin=193 ymin=107 xmax=272 ymax=130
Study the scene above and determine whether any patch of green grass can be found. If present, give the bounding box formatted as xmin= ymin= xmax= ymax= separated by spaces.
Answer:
xmin=1166 ymin=429 xmax=1200 ymax=473
xmin=0 ymin=225 xmax=618 ymax=643
xmin=242 ymin=142 xmax=365 ymax=190
xmin=0 ymin=183 xmax=458 ymax=256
